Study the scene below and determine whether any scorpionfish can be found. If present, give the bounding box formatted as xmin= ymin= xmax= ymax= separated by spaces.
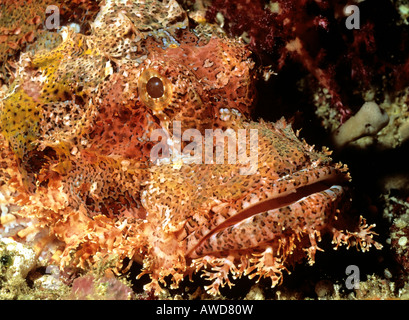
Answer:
xmin=0 ymin=0 xmax=381 ymax=296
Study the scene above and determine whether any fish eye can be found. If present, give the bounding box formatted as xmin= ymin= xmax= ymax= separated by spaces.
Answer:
xmin=138 ymin=69 xmax=172 ymax=113
xmin=146 ymin=76 xmax=164 ymax=99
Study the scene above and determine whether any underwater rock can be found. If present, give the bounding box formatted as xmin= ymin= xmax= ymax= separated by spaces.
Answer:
xmin=385 ymin=195 xmax=409 ymax=274
xmin=0 ymin=238 xmax=36 ymax=299
xmin=332 ymin=101 xmax=389 ymax=148
xmin=0 ymin=237 xmax=36 ymax=280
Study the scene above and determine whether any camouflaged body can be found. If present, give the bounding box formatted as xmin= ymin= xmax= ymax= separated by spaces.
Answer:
xmin=0 ymin=0 xmax=381 ymax=296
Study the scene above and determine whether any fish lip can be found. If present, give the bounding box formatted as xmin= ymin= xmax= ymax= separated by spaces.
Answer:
xmin=185 ymin=166 xmax=348 ymax=258
xmin=213 ymin=166 xmax=348 ymax=227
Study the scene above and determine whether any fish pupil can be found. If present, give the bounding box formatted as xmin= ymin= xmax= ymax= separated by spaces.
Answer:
xmin=146 ymin=76 xmax=164 ymax=99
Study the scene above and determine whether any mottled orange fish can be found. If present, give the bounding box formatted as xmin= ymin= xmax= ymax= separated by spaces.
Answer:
xmin=0 ymin=0 xmax=381 ymax=296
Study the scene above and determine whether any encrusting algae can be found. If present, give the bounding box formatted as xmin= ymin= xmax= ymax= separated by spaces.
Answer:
xmin=0 ymin=0 xmax=382 ymax=297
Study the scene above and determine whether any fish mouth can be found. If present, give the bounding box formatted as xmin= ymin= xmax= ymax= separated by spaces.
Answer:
xmin=186 ymin=166 xmax=348 ymax=258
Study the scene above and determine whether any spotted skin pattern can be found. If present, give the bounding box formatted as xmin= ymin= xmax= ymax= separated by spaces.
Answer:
xmin=0 ymin=0 xmax=381 ymax=296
